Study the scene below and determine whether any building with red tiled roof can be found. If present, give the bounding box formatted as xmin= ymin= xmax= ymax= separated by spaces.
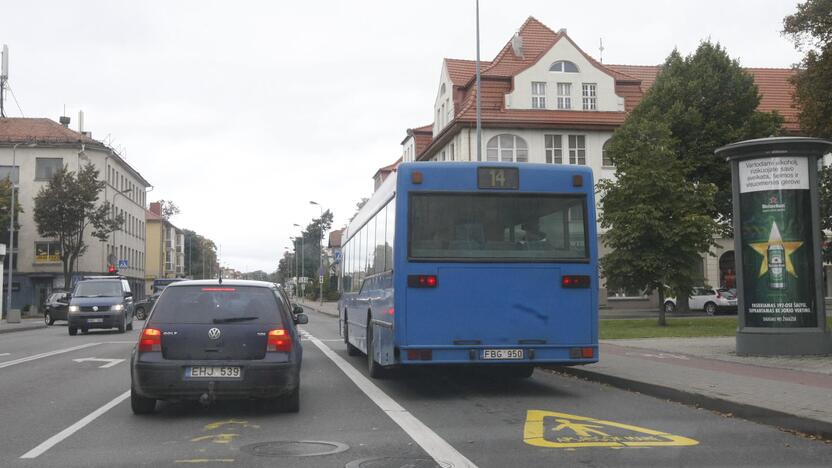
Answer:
xmin=0 ymin=116 xmax=152 ymax=310
xmin=389 ymin=16 xmax=803 ymax=309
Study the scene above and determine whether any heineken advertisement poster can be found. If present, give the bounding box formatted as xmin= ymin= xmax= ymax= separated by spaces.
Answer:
xmin=738 ymin=156 xmax=817 ymax=328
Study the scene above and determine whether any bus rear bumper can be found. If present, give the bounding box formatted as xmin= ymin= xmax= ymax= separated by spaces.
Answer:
xmin=397 ymin=345 xmax=598 ymax=365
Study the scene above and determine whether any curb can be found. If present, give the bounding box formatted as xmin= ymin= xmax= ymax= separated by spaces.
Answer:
xmin=298 ymin=302 xmax=339 ymax=318
xmin=551 ymin=366 xmax=832 ymax=441
xmin=0 ymin=322 xmax=47 ymax=334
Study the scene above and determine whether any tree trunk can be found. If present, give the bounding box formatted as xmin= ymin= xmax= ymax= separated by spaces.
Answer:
xmin=657 ymin=288 xmax=667 ymax=327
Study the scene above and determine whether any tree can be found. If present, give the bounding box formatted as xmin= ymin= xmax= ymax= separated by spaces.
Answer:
xmin=0 ymin=178 xmax=23 ymax=235
xmin=292 ymin=210 xmax=334 ymax=298
xmin=183 ymin=229 xmax=218 ymax=279
xmin=33 ymin=163 xmax=123 ymax=288
xmin=599 ymin=117 xmax=719 ymax=326
xmin=157 ymin=200 xmax=181 ymax=220
xmin=626 ymin=42 xmax=783 ymax=235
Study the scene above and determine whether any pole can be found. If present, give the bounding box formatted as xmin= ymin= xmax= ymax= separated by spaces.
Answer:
xmin=300 ymin=236 xmax=304 ymax=299
xmin=475 ymin=0 xmax=482 ymax=162
xmin=5 ymin=143 xmax=19 ymax=319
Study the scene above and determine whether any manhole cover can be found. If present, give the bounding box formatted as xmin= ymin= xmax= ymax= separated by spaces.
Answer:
xmin=241 ymin=440 xmax=349 ymax=457
xmin=345 ymin=457 xmax=453 ymax=468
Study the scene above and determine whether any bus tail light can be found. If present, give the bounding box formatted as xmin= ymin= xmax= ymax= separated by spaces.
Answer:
xmin=407 ymin=349 xmax=432 ymax=360
xmin=561 ymin=275 xmax=590 ymax=288
xmin=267 ymin=329 xmax=293 ymax=352
xmin=138 ymin=328 xmax=162 ymax=353
xmin=408 ymin=275 xmax=438 ymax=288
xmin=570 ymin=347 xmax=595 ymax=359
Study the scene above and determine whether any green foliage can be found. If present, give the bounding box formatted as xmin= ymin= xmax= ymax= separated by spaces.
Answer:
xmin=784 ymin=0 xmax=832 ymax=138
xmin=625 ymin=42 xmax=783 ymax=234
xmin=599 ymin=117 xmax=719 ymax=325
xmin=33 ymin=163 xmax=123 ymax=287
xmin=183 ymin=229 xmax=218 ymax=279
xmin=0 ymin=178 xmax=23 ymax=232
xmin=819 ymin=165 xmax=832 ymax=262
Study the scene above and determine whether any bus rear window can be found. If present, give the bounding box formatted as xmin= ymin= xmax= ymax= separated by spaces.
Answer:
xmin=409 ymin=193 xmax=588 ymax=261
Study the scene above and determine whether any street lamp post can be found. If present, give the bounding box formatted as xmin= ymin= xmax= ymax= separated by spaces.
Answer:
xmin=309 ymin=201 xmax=324 ymax=305
xmin=109 ymin=188 xmax=131 ymax=273
xmin=293 ymin=224 xmax=304 ymax=299
xmin=5 ymin=142 xmax=35 ymax=320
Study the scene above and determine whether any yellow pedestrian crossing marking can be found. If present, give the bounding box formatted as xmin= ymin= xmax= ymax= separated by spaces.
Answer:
xmin=523 ymin=410 xmax=699 ymax=449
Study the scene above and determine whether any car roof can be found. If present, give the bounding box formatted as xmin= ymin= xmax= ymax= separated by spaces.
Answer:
xmin=164 ymin=279 xmax=277 ymax=289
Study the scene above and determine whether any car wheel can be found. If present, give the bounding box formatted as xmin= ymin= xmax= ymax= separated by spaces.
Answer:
xmin=135 ymin=307 xmax=146 ymax=320
xmin=68 ymin=326 xmax=78 ymax=336
xmin=344 ymin=313 xmax=360 ymax=356
xmin=130 ymin=388 xmax=156 ymax=415
xmin=664 ymin=301 xmax=676 ymax=314
xmin=281 ymin=384 xmax=300 ymax=413
xmin=367 ymin=320 xmax=385 ymax=379
xmin=44 ymin=312 xmax=54 ymax=326
xmin=118 ymin=313 xmax=127 ymax=333
xmin=705 ymin=302 xmax=717 ymax=316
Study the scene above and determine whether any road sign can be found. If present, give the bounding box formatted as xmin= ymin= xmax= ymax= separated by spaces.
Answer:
xmin=118 ymin=259 xmax=129 ymax=269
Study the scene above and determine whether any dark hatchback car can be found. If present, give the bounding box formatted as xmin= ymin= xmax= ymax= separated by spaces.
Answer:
xmin=134 ymin=292 xmax=160 ymax=320
xmin=130 ymin=280 xmax=307 ymax=414
xmin=67 ymin=278 xmax=135 ymax=335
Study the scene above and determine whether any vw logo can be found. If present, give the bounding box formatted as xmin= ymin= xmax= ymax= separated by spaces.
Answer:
xmin=92 ymin=306 xmax=98 ymax=312
xmin=208 ymin=328 xmax=221 ymax=340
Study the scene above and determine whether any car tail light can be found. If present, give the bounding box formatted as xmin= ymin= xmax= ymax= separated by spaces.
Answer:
xmin=267 ymin=329 xmax=292 ymax=352
xmin=561 ymin=275 xmax=590 ymax=288
xmin=408 ymin=275 xmax=437 ymax=288
xmin=138 ymin=328 xmax=161 ymax=353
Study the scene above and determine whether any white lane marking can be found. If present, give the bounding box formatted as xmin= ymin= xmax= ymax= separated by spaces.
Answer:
xmin=0 ymin=353 xmax=10 ymax=357
xmin=300 ymin=330 xmax=478 ymax=468
xmin=104 ymin=341 xmax=135 ymax=344
xmin=72 ymin=357 xmax=126 ymax=368
xmin=20 ymin=390 xmax=130 ymax=459
xmin=0 ymin=343 xmax=101 ymax=369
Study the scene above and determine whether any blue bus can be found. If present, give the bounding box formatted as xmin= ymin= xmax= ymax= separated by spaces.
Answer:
xmin=339 ymin=162 xmax=598 ymax=378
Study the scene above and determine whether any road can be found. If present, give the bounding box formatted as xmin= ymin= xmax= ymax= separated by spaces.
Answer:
xmin=0 ymin=308 xmax=830 ymax=467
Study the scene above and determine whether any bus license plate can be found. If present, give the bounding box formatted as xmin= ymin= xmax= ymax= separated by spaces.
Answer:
xmin=187 ymin=366 xmax=241 ymax=378
xmin=482 ymin=349 xmax=524 ymax=360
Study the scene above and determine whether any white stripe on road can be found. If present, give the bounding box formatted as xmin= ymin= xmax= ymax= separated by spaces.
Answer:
xmin=301 ymin=330 xmax=478 ymax=468
xmin=0 ymin=343 xmax=101 ymax=369
xmin=20 ymin=390 xmax=131 ymax=459
xmin=0 ymin=353 xmax=10 ymax=357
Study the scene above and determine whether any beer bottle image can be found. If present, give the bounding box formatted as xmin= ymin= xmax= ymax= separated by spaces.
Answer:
xmin=768 ymin=242 xmax=786 ymax=289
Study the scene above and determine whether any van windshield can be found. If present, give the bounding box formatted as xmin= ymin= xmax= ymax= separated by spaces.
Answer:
xmin=150 ymin=286 xmax=284 ymax=325
xmin=74 ymin=281 xmax=122 ymax=297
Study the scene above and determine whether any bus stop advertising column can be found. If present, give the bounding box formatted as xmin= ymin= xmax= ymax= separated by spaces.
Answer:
xmin=716 ymin=137 xmax=832 ymax=355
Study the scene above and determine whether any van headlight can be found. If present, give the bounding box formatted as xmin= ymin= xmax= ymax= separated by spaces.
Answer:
xmin=111 ymin=304 xmax=124 ymax=311
xmin=68 ymin=305 xmax=80 ymax=314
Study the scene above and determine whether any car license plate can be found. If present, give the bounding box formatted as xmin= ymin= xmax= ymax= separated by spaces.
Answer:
xmin=187 ymin=366 xmax=241 ymax=378
xmin=482 ymin=349 xmax=524 ymax=360
xmin=87 ymin=318 xmax=103 ymax=323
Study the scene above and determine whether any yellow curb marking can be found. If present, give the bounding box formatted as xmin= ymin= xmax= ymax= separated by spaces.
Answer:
xmin=203 ymin=419 xmax=259 ymax=432
xmin=190 ymin=434 xmax=240 ymax=444
xmin=523 ymin=410 xmax=699 ymax=449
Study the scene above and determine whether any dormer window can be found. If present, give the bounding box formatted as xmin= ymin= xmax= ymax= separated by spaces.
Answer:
xmin=550 ymin=60 xmax=579 ymax=73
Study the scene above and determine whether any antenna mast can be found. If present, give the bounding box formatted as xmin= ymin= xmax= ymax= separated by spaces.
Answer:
xmin=1 ymin=45 xmax=9 ymax=118
xmin=599 ymin=38 xmax=605 ymax=64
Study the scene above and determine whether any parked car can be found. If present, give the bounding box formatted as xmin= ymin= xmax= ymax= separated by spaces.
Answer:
xmin=664 ymin=287 xmax=738 ymax=315
xmin=134 ymin=292 xmax=161 ymax=320
xmin=129 ymin=280 xmax=308 ymax=414
xmin=67 ymin=277 xmax=135 ymax=335
xmin=43 ymin=291 xmax=69 ymax=325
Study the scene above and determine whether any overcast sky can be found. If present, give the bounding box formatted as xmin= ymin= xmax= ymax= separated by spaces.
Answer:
xmin=3 ymin=0 xmax=804 ymax=272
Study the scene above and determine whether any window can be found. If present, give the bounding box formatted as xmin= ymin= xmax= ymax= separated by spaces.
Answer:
xmin=557 ymin=83 xmax=571 ymax=109
xmin=409 ymin=193 xmax=588 ymax=261
xmin=568 ymin=135 xmax=586 ymax=165
xmin=0 ymin=165 xmax=19 ymax=183
xmin=486 ymin=134 xmax=528 ymax=162
xmin=35 ymin=241 xmax=61 ymax=262
xmin=602 ymin=139 xmax=613 ymax=167
xmin=446 ymin=99 xmax=452 ymax=123
xmin=341 ymin=198 xmax=395 ymax=293
xmin=531 ymin=82 xmax=546 ymax=109
xmin=545 ymin=135 xmax=563 ymax=164
xmin=449 ymin=143 xmax=455 ymax=162
xmin=35 ymin=158 xmax=63 ymax=180
xmin=582 ymin=83 xmax=597 ymax=110
xmin=550 ymin=60 xmax=579 ymax=73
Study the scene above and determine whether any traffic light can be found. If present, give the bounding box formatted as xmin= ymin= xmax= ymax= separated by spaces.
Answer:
xmin=108 ymin=264 xmax=118 ymax=275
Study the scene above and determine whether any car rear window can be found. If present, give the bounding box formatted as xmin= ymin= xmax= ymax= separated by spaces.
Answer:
xmin=150 ymin=286 xmax=285 ymax=325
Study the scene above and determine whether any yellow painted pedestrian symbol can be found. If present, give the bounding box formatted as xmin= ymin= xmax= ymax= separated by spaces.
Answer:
xmin=524 ymin=410 xmax=699 ymax=449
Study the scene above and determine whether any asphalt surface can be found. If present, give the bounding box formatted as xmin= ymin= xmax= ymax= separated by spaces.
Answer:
xmin=0 ymin=310 xmax=830 ymax=467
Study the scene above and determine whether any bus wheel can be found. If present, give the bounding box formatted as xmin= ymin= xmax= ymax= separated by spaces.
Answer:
xmin=367 ymin=321 xmax=385 ymax=379
xmin=344 ymin=313 xmax=360 ymax=356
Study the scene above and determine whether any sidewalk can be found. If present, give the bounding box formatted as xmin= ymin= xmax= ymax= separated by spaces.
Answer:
xmin=297 ymin=301 xmax=832 ymax=440
xmin=0 ymin=317 xmax=47 ymax=334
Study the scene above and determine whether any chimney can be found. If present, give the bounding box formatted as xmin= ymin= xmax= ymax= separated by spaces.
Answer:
xmin=558 ymin=28 xmax=567 ymax=35
xmin=78 ymin=110 xmax=84 ymax=133
xmin=149 ymin=202 xmax=162 ymax=216
xmin=59 ymin=116 xmax=70 ymax=127
xmin=511 ymin=32 xmax=524 ymax=58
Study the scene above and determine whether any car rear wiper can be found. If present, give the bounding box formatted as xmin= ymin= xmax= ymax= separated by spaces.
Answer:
xmin=212 ymin=316 xmax=259 ymax=323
